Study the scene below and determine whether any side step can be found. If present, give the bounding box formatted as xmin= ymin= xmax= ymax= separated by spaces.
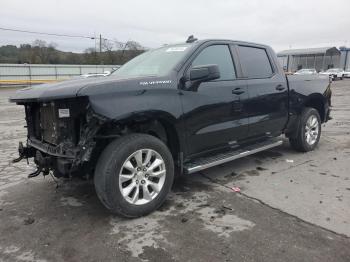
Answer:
xmin=184 ymin=139 xmax=283 ymax=174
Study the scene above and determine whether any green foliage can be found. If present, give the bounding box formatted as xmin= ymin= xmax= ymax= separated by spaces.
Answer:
xmin=0 ymin=39 xmax=145 ymax=65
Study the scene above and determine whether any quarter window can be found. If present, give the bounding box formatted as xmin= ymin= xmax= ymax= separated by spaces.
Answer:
xmin=192 ymin=45 xmax=236 ymax=80
xmin=237 ymin=46 xmax=273 ymax=78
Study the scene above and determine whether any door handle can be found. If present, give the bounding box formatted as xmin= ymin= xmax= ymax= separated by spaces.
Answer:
xmin=232 ymin=88 xmax=245 ymax=95
xmin=275 ymin=85 xmax=286 ymax=91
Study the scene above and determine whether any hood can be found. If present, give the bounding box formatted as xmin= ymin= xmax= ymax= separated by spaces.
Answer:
xmin=9 ymin=75 xmax=174 ymax=103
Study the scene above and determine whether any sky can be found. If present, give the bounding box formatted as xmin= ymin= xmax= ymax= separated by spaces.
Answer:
xmin=1 ymin=0 xmax=350 ymax=53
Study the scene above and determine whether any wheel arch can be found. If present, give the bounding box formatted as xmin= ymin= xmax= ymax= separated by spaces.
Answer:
xmin=96 ymin=110 xmax=183 ymax=161
xmin=285 ymin=93 xmax=326 ymax=139
xmin=303 ymin=93 xmax=326 ymax=122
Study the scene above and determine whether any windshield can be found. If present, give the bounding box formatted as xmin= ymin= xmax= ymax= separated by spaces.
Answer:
xmin=112 ymin=44 xmax=192 ymax=78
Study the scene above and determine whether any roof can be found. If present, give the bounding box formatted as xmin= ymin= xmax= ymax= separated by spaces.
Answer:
xmin=277 ymin=47 xmax=340 ymax=56
xmin=172 ymin=39 xmax=271 ymax=50
xmin=339 ymin=46 xmax=350 ymax=51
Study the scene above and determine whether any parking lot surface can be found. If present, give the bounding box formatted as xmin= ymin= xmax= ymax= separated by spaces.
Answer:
xmin=0 ymin=80 xmax=349 ymax=262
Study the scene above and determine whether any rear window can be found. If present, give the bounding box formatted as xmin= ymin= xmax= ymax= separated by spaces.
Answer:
xmin=237 ymin=46 xmax=273 ymax=78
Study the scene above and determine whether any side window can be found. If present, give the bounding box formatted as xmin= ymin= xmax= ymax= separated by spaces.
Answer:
xmin=192 ymin=45 xmax=236 ymax=80
xmin=237 ymin=46 xmax=273 ymax=78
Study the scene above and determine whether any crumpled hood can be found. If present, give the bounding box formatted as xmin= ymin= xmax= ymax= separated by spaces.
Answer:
xmin=9 ymin=75 xmax=164 ymax=103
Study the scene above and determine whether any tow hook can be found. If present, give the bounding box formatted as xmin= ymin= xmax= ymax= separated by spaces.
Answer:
xmin=28 ymin=167 xmax=42 ymax=178
xmin=12 ymin=142 xmax=33 ymax=163
xmin=29 ymin=151 xmax=50 ymax=178
xmin=12 ymin=143 xmax=50 ymax=178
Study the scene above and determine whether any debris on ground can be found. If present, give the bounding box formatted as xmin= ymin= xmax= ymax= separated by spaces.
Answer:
xmin=176 ymin=202 xmax=185 ymax=208
xmin=231 ymin=186 xmax=241 ymax=193
xmin=181 ymin=217 xmax=188 ymax=223
xmin=214 ymin=207 xmax=226 ymax=215
xmin=23 ymin=217 xmax=35 ymax=225
xmin=197 ymin=203 xmax=210 ymax=208
xmin=286 ymin=159 xmax=294 ymax=163
xmin=222 ymin=205 xmax=233 ymax=211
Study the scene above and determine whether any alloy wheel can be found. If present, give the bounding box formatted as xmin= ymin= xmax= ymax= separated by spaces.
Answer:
xmin=118 ymin=149 xmax=166 ymax=205
xmin=304 ymin=115 xmax=319 ymax=145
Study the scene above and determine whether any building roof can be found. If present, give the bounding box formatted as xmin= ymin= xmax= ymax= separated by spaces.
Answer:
xmin=339 ymin=46 xmax=350 ymax=51
xmin=277 ymin=47 xmax=340 ymax=56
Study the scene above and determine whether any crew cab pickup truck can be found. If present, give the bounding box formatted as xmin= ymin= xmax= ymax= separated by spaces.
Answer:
xmin=10 ymin=38 xmax=332 ymax=217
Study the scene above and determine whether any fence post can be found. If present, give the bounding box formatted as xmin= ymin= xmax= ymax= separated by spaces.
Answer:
xmin=28 ymin=64 xmax=32 ymax=87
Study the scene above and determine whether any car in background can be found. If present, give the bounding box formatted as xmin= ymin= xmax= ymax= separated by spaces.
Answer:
xmin=294 ymin=69 xmax=317 ymax=75
xmin=78 ymin=68 xmax=120 ymax=78
xmin=343 ymin=69 xmax=350 ymax=78
xmin=79 ymin=72 xmax=110 ymax=78
xmin=319 ymin=68 xmax=345 ymax=80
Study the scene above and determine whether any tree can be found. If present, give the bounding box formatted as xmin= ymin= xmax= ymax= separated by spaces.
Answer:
xmin=83 ymin=48 xmax=99 ymax=64
xmin=0 ymin=39 xmax=146 ymax=65
xmin=101 ymin=39 xmax=115 ymax=64
xmin=115 ymin=40 xmax=145 ymax=64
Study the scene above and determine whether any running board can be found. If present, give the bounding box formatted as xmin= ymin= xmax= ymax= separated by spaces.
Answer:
xmin=184 ymin=139 xmax=283 ymax=174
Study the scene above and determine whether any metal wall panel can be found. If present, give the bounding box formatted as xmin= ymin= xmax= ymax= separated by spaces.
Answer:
xmin=0 ymin=64 xmax=119 ymax=82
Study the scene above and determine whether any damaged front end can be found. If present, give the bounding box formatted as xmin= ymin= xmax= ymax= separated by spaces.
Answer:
xmin=13 ymin=97 xmax=107 ymax=178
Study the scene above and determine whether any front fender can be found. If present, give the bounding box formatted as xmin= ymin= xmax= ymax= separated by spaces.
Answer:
xmin=87 ymin=88 xmax=187 ymax=154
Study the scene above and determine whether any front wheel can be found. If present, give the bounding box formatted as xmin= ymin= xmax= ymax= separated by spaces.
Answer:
xmin=289 ymin=108 xmax=321 ymax=152
xmin=94 ymin=134 xmax=174 ymax=217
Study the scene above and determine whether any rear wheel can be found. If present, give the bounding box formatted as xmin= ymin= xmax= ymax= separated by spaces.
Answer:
xmin=289 ymin=108 xmax=321 ymax=152
xmin=94 ymin=134 xmax=174 ymax=217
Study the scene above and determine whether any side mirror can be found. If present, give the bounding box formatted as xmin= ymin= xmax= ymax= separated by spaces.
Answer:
xmin=186 ymin=64 xmax=220 ymax=91
xmin=190 ymin=64 xmax=220 ymax=82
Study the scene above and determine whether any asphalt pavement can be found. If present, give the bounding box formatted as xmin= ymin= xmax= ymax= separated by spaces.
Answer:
xmin=0 ymin=80 xmax=349 ymax=262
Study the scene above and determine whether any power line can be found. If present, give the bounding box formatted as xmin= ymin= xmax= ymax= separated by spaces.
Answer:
xmin=0 ymin=27 xmax=95 ymax=39
xmin=0 ymin=26 xmax=144 ymax=51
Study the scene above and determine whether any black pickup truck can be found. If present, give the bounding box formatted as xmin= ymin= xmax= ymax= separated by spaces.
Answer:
xmin=10 ymin=38 xmax=332 ymax=217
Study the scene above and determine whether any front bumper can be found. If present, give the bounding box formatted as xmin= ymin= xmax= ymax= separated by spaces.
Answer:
xmin=28 ymin=138 xmax=77 ymax=159
xmin=13 ymin=140 xmax=78 ymax=177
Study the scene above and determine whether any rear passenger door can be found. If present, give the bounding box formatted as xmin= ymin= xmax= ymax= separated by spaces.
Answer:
xmin=236 ymin=45 xmax=288 ymax=138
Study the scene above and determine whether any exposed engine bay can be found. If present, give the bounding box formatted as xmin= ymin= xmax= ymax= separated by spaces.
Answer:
xmin=13 ymin=97 xmax=106 ymax=178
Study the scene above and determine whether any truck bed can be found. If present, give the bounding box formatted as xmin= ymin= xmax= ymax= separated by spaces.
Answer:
xmin=286 ymin=74 xmax=330 ymax=94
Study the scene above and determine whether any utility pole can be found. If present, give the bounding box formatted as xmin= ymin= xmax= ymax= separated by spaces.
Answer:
xmin=99 ymin=34 xmax=102 ymax=53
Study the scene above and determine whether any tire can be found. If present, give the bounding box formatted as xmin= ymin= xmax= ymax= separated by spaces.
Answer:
xmin=94 ymin=133 xmax=174 ymax=217
xmin=289 ymin=108 xmax=321 ymax=152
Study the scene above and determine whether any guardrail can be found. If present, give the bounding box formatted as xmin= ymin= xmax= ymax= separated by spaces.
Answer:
xmin=0 ymin=64 xmax=119 ymax=86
